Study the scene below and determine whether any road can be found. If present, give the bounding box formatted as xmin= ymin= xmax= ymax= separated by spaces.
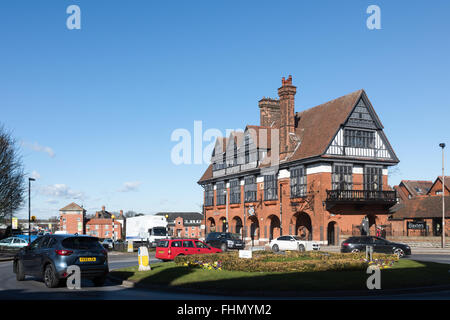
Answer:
xmin=0 ymin=252 xmax=449 ymax=300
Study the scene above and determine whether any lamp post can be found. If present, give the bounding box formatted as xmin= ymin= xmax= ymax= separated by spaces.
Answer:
xmin=439 ymin=143 xmax=446 ymax=248
xmin=28 ymin=177 xmax=35 ymax=243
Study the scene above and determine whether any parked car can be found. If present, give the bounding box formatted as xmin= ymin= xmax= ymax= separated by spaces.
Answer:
xmin=340 ymin=236 xmax=411 ymax=258
xmin=0 ymin=237 xmax=29 ymax=253
xmin=269 ymin=235 xmax=321 ymax=252
xmin=205 ymin=232 xmax=245 ymax=251
xmin=101 ymin=239 xmax=114 ymax=249
xmin=13 ymin=234 xmax=109 ymax=288
xmin=155 ymin=238 xmax=222 ymax=261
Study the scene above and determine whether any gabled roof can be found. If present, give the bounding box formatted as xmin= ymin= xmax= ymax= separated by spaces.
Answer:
xmin=427 ymin=176 xmax=450 ymax=195
xmin=400 ymin=180 xmax=433 ymax=197
xmin=59 ymin=202 xmax=84 ymax=212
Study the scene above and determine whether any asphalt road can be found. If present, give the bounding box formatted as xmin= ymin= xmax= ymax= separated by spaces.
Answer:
xmin=0 ymin=252 xmax=449 ymax=300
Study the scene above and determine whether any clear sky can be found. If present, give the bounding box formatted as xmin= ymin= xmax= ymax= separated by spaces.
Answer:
xmin=1 ymin=0 xmax=449 ymax=219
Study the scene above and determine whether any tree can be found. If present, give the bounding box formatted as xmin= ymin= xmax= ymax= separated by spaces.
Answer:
xmin=0 ymin=126 xmax=25 ymax=219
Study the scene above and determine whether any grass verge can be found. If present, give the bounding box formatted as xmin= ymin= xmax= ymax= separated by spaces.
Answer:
xmin=110 ymin=256 xmax=450 ymax=294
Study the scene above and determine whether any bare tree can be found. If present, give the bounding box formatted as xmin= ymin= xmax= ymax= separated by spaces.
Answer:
xmin=0 ymin=126 xmax=25 ymax=218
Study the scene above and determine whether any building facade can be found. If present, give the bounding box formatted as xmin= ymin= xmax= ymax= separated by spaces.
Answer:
xmin=155 ymin=212 xmax=204 ymax=239
xmin=86 ymin=218 xmax=123 ymax=240
xmin=198 ymin=76 xmax=399 ymax=246
xmin=59 ymin=202 xmax=86 ymax=234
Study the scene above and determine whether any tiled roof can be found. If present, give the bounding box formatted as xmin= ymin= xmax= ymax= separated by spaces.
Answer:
xmin=390 ymin=195 xmax=450 ymax=219
xmin=199 ymin=89 xmax=390 ymax=183
xmin=400 ymin=180 xmax=433 ymax=197
xmin=59 ymin=202 xmax=84 ymax=211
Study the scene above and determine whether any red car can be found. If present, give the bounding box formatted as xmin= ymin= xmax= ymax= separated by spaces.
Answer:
xmin=155 ymin=239 xmax=222 ymax=261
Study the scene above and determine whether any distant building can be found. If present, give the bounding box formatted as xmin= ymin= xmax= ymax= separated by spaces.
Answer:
xmin=395 ymin=180 xmax=433 ymax=202
xmin=86 ymin=218 xmax=122 ymax=240
xmin=59 ymin=202 xmax=86 ymax=234
xmin=155 ymin=212 xmax=204 ymax=238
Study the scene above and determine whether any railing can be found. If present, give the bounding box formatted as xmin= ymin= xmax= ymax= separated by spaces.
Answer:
xmin=326 ymin=190 xmax=397 ymax=202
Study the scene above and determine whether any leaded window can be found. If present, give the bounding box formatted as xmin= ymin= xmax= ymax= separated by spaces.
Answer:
xmin=264 ymin=174 xmax=278 ymax=201
xmin=364 ymin=167 xmax=382 ymax=191
xmin=205 ymin=184 xmax=214 ymax=206
xmin=244 ymin=176 xmax=257 ymax=202
xmin=344 ymin=129 xmax=375 ymax=149
xmin=332 ymin=165 xmax=353 ymax=190
xmin=230 ymin=179 xmax=241 ymax=204
xmin=290 ymin=166 xmax=307 ymax=198
xmin=216 ymin=181 xmax=226 ymax=205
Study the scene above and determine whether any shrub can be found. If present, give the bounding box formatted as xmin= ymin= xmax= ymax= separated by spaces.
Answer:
xmin=174 ymin=251 xmax=398 ymax=273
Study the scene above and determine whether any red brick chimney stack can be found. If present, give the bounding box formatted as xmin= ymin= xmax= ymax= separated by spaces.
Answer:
xmin=258 ymin=97 xmax=280 ymax=128
xmin=278 ymin=75 xmax=297 ymax=157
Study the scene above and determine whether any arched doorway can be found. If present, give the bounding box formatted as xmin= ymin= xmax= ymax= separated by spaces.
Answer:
xmin=327 ymin=221 xmax=337 ymax=245
xmin=248 ymin=215 xmax=259 ymax=244
xmin=219 ymin=217 xmax=228 ymax=232
xmin=232 ymin=216 xmax=243 ymax=235
xmin=207 ymin=217 xmax=216 ymax=233
xmin=266 ymin=215 xmax=281 ymax=241
xmin=290 ymin=212 xmax=312 ymax=240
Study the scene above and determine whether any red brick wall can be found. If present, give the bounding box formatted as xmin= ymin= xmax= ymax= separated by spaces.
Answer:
xmin=204 ymin=170 xmax=393 ymax=245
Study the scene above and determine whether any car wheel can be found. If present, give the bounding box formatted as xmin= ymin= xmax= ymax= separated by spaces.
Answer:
xmin=43 ymin=264 xmax=60 ymax=288
xmin=272 ymin=244 xmax=279 ymax=252
xmin=351 ymin=248 xmax=360 ymax=253
xmin=298 ymin=244 xmax=305 ymax=252
xmin=93 ymin=275 xmax=106 ymax=287
xmin=394 ymin=248 xmax=405 ymax=258
xmin=15 ymin=260 xmax=25 ymax=281
xmin=220 ymin=243 xmax=227 ymax=252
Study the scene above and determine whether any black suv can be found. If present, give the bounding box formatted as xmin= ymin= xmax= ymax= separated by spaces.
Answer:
xmin=205 ymin=232 xmax=245 ymax=251
xmin=341 ymin=236 xmax=411 ymax=257
xmin=13 ymin=234 xmax=109 ymax=288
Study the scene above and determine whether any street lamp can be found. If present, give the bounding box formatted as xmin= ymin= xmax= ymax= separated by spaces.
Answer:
xmin=439 ymin=143 xmax=446 ymax=248
xmin=28 ymin=177 xmax=35 ymax=243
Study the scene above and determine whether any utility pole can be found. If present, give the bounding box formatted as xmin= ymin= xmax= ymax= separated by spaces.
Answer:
xmin=28 ymin=177 xmax=35 ymax=243
xmin=440 ymin=143 xmax=446 ymax=248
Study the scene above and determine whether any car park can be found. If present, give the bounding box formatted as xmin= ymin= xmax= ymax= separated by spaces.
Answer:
xmin=155 ymin=238 xmax=222 ymax=261
xmin=340 ymin=236 xmax=411 ymax=257
xmin=269 ymin=235 xmax=321 ymax=252
xmin=205 ymin=232 xmax=245 ymax=251
xmin=13 ymin=234 xmax=109 ymax=288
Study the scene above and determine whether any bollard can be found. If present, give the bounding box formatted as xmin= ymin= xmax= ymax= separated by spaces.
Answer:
xmin=138 ymin=246 xmax=151 ymax=271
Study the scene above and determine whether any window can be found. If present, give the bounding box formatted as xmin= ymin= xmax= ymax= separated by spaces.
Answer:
xmin=230 ymin=179 xmax=241 ymax=204
xmin=332 ymin=164 xmax=353 ymax=190
xmin=244 ymin=175 xmax=257 ymax=202
xmin=264 ymin=174 xmax=278 ymax=200
xmin=171 ymin=241 xmax=182 ymax=247
xmin=344 ymin=129 xmax=375 ymax=148
xmin=216 ymin=181 xmax=226 ymax=205
xmin=290 ymin=166 xmax=307 ymax=198
xmin=364 ymin=166 xmax=382 ymax=191
xmin=183 ymin=240 xmax=195 ymax=248
xmin=244 ymin=135 xmax=250 ymax=164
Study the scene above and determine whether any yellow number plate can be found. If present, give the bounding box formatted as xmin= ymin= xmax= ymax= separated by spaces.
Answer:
xmin=158 ymin=251 xmax=165 ymax=254
xmin=79 ymin=257 xmax=96 ymax=262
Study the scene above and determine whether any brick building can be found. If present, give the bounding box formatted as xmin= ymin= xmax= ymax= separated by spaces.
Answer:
xmin=389 ymin=176 xmax=450 ymax=237
xmin=155 ymin=212 xmax=203 ymax=239
xmin=59 ymin=202 xmax=86 ymax=234
xmin=198 ymin=76 xmax=399 ymax=246
xmin=86 ymin=218 xmax=122 ymax=240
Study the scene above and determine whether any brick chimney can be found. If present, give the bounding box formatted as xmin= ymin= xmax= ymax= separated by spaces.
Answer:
xmin=258 ymin=97 xmax=280 ymax=128
xmin=278 ymin=75 xmax=297 ymax=157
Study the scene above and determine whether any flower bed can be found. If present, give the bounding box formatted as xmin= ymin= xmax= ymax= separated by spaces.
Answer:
xmin=174 ymin=251 xmax=399 ymax=273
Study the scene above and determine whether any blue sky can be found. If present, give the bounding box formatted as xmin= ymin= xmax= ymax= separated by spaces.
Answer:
xmin=1 ymin=0 xmax=449 ymax=219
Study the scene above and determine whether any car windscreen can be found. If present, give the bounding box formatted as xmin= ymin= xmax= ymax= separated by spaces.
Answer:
xmin=151 ymin=227 xmax=167 ymax=236
xmin=62 ymin=237 xmax=103 ymax=250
